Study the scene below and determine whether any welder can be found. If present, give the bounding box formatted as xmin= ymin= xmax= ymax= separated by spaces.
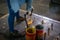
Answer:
xmin=6 ymin=0 xmax=33 ymax=34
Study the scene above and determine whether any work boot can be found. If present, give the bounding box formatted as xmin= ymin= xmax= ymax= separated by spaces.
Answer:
xmin=16 ymin=16 xmax=25 ymax=23
xmin=9 ymin=30 xmax=25 ymax=38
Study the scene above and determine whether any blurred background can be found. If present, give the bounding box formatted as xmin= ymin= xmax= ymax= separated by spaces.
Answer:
xmin=0 ymin=0 xmax=60 ymax=40
xmin=0 ymin=0 xmax=60 ymax=21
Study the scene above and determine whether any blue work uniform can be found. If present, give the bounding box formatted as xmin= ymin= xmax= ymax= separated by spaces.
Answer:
xmin=7 ymin=0 xmax=32 ymax=32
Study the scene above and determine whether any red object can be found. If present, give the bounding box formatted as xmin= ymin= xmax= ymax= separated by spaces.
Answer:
xmin=36 ymin=29 xmax=43 ymax=38
xmin=26 ymin=28 xmax=36 ymax=40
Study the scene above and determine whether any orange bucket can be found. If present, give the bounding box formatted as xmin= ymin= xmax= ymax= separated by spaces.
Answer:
xmin=26 ymin=28 xmax=36 ymax=40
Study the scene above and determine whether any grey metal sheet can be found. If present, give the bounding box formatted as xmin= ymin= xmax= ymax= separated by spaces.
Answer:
xmin=0 ymin=11 xmax=60 ymax=40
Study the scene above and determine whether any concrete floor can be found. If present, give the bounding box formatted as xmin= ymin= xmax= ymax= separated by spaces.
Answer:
xmin=0 ymin=0 xmax=60 ymax=21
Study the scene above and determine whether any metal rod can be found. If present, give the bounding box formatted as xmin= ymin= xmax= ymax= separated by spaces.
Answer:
xmin=44 ymin=32 xmax=46 ymax=40
xmin=48 ymin=28 xmax=50 ymax=36
xmin=24 ymin=13 xmax=29 ymax=28
xmin=51 ymin=23 xmax=53 ymax=30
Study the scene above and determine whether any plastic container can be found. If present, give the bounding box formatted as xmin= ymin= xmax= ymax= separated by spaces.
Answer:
xmin=36 ymin=25 xmax=44 ymax=40
xmin=26 ymin=27 xmax=36 ymax=40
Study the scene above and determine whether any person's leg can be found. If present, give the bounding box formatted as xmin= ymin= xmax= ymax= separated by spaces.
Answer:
xmin=15 ymin=10 xmax=25 ymax=23
xmin=15 ymin=7 xmax=25 ymax=22
xmin=8 ymin=9 xmax=15 ymax=32
xmin=15 ymin=10 xmax=20 ymax=19
xmin=26 ymin=0 xmax=33 ymax=11
xmin=7 ymin=0 xmax=15 ymax=33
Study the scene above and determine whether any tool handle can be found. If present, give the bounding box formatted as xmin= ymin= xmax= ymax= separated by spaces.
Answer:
xmin=30 ymin=8 xmax=33 ymax=16
xmin=24 ymin=8 xmax=33 ymax=28
xmin=24 ymin=12 xmax=29 ymax=28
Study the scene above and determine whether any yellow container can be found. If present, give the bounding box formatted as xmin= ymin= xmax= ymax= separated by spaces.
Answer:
xmin=26 ymin=28 xmax=36 ymax=40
